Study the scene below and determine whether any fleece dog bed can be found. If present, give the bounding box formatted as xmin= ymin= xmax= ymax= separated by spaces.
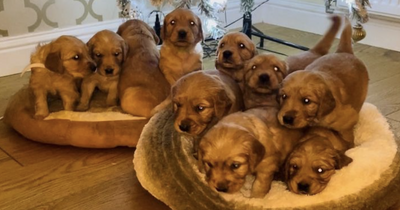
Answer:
xmin=4 ymin=87 xmax=148 ymax=148
xmin=134 ymin=103 xmax=400 ymax=210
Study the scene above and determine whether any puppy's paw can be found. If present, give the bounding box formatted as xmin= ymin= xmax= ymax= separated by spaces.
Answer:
xmin=250 ymin=190 xmax=267 ymax=198
xmin=76 ymin=103 xmax=89 ymax=112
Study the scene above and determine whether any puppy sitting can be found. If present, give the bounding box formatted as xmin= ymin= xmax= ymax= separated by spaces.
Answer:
xmin=242 ymin=54 xmax=288 ymax=109
xmin=198 ymin=107 xmax=303 ymax=198
xmin=77 ymin=30 xmax=127 ymax=111
xmin=277 ymin=18 xmax=369 ymax=147
xmin=286 ymin=15 xmax=341 ymax=74
xmin=160 ymin=8 xmax=204 ymax=85
xmin=285 ymin=127 xmax=352 ymax=195
xmin=117 ymin=19 xmax=170 ymax=118
xmin=28 ymin=35 xmax=96 ymax=119
xmin=172 ymin=70 xmax=243 ymax=138
xmin=215 ymin=32 xmax=257 ymax=82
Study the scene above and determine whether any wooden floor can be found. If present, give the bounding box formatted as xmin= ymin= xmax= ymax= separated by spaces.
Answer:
xmin=1 ymin=23 xmax=400 ymax=210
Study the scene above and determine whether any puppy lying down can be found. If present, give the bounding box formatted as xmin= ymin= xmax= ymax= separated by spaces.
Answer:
xmin=198 ymin=107 xmax=303 ymax=198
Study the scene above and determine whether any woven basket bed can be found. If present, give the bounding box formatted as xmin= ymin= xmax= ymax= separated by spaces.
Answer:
xmin=134 ymin=103 xmax=400 ymax=210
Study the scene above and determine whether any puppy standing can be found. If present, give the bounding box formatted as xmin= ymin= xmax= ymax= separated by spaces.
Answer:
xmin=198 ymin=107 xmax=303 ymax=198
xmin=277 ymin=18 xmax=369 ymax=147
xmin=242 ymin=54 xmax=288 ymax=109
xmin=160 ymin=8 xmax=204 ymax=85
xmin=284 ymin=127 xmax=353 ymax=195
xmin=215 ymin=32 xmax=257 ymax=82
xmin=117 ymin=19 xmax=170 ymax=118
xmin=28 ymin=35 xmax=96 ymax=119
xmin=77 ymin=30 xmax=127 ymax=111
xmin=286 ymin=15 xmax=341 ymax=74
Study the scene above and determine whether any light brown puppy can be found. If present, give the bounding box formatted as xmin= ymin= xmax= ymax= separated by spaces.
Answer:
xmin=172 ymin=70 xmax=243 ymax=138
xmin=117 ymin=19 xmax=170 ymax=118
xmin=215 ymin=32 xmax=257 ymax=82
xmin=242 ymin=54 xmax=288 ymax=109
xmin=77 ymin=30 xmax=128 ymax=111
xmin=277 ymin=18 xmax=369 ymax=148
xmin=29 ymin=35 xmax=96 ymax=119
xmin=286 ymin=15 xmax=341 ymax=74
xmin=198 ymin=107 xmax=304 ymax=198
xmin=285 ymin=127 xmax=352 ymax=195
xmin=160 ymin=8 xmax=204 ymax=85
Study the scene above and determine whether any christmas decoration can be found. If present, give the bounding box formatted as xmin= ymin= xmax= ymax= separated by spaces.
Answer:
xmin=345 ymin=0 xmax=371 ymax=23
xmin=241 ymin=0 xmax=254 ymax=14
xmin=117 ymin=0 xmax=144 ymax=20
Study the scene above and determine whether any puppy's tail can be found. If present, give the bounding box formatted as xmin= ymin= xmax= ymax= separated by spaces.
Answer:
xmin=336 ymin=17 xmax=354 ymax=54
xmin=310 ymin=15 xmax=341 ymax=55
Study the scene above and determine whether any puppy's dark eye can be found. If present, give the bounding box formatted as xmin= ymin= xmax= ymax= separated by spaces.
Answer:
xmin=231 ymin=163 xmax=241 ymax=170
xmin=317 ymin=168 xmax=324 ymax=174
xmin=190 ymin=21 xmax=195 ymax=26
xmin=196 ymin=105 xmax=204 ymax=112
xmin=206 ymin=162 xmax=213 ymax=168
xmin=291 ymin=164 xmax=298 ymax=170
xmin=170 ymin=20 xmax=175 ymax=25
xmin=73 ymin=55 xmax=80 ymax=60
xmin=220 ymin=43 xmax=225 ymax=48
xmin=274 ymin=66 xmax=279 ymax=72
xmin=252 ymin=65 xmax=256 ymax=70
xmin=282 ymin=94 xmax=287 ymax=100
xmin=303 ymin=98 xmax=311 ymax=104
xmin=114 ymin=52 xmax=120 ymax=56
xmin=95 ymin=53 xmax=102 ymax=58
xmin=239 ymin=43 xmax=245 ymax=48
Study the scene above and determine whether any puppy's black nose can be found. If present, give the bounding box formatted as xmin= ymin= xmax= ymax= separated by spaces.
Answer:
xmin=297 ymin=182 xmax=310 ymax=194
xmin=89 ymin=63 xmax=97 ymax=72
xmin=105 ymin=68 xmax=114 ymax=75
xmin=259 ymin=74 xmax=270 ymax=84
xmin=178 ymin=30 xmax=187 ymax=39
xmin=216 ymin=183 xmax=228 ymax=192
xmin=223 ymin=50 xmax=232 ymax=59
xmin=179 ymin=123 xmax=190 ymax=132
xmin=283 ymin=115 xmax=294 ymax=125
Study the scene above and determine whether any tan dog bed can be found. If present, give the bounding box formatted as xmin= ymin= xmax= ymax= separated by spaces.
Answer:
xmin=134 ymin=103 xmax=400 ymax=210
xmin=4 ymin=86 xmax=148 ymax=148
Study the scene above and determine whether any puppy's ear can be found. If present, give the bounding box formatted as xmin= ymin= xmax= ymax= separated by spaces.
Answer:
xmin=213 ymin=88 xmax=232 ymax=119
xmin=120 ymin=39 xmax=129 ymax=62
xmin=334 ymin=151 xmax=353 ymax=169
xmin=195 ymin=16 xmax=204 ymax=43
xmin=86 ymin=37 xmax=95 ymax=58
xmin=318 ymin=87 xmax=336 ymax=117
xmin=146 ymin=24 xmax=160 ymax=45
xmin=45 ymin=51 xmax=64 ymax=74
xmin=243 ymin=135 xmax=265 ymax=172
xmin=161 ymin=16 xmax=168 ymax=41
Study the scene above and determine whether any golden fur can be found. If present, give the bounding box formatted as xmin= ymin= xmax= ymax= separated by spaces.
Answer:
xmin=117 ymin=19 xmax=170 ymax=118
xmin=159 ymin=8 xmax=204 ymax=85
xmin=215 ymin=32 xmax=257 ymax=82
xmin=285 ymin=127 xmax=352 ymax=195
xmin=198 ymin=107 xmax=303 ymax=198
xmin=242 ymin=54 xmax=287 ymax=109
xmin=29 ymin=35 xmax=96 ymax=119
xmin=277 ymin=18 xmax=369 ymax=148
xmin=286 ymin=15 xmax=341 ymax=74
xmin=172 ymin=70 xmax=243 ymax=137
xmin=77 ymin=30 xmax=128 ymax=111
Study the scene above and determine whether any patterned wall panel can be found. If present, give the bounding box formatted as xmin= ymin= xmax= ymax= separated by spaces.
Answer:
xmin=0 ymin=0 xmax=119 ymax=37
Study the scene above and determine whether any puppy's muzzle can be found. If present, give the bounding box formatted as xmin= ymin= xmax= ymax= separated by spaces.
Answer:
xmin=297 ymin=182 xmax=310 ymax=194
xmin=105 ymin=68 xmax=114 ymax=75
xmin=223 ymin=50 xmax=232 ymax=59
xmin=178 ymin=30 xmax=187 ymax=40
xmin=283 ymin=115 xmax=295 ymax=125
xmin=178 ymin=120 xmax=191 ymax=132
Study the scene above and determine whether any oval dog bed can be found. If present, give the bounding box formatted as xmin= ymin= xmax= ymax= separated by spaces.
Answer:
xmin=4 ymin=87 xmax=149 ymax=148
xmin=134 ymin=103 xmax=400 ymax=210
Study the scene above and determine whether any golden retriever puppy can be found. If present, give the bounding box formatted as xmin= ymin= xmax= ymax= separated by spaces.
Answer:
xmin=28 ymin=35 xmax=96 ymax=119
xmin=277 ymin=18 xmax=369 ymax=148
xmin=198 ymin=107 xmax=304 ymax=198
xmin=285 ymin=127 xmax=353 ymax=195
xmin=215 ymin=32 xmax=257 ymax=82
xmin=242 ymin=54 xmax=288 ymax=109
xmin=172 ymin=70 xmax=243 ymax=138
xmin=286 ymin=15 xmax=341 ymax=74
xmin=117 ymin=19 xmax=170 ymax=118
xmin=160 ymin=8 xmax=204 ymax=85
xmin=76 ymin=30 xmax=127 ymax=111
